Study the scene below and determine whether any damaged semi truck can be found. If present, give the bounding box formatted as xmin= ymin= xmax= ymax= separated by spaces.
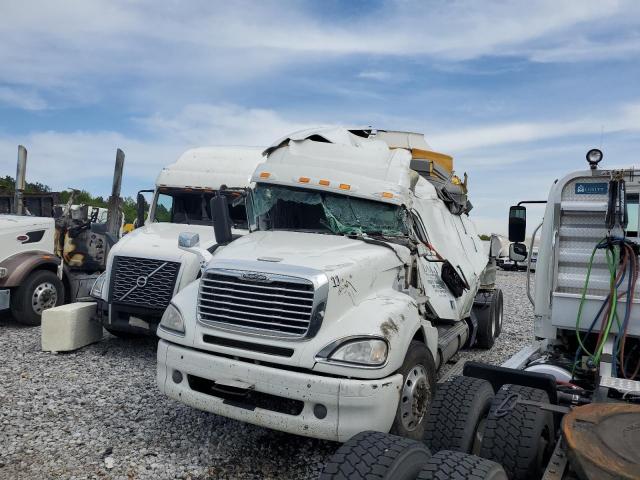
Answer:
xmin=90 ymin=147 xmax=264 ymax=336
xmin=1 ymin=146 xmax=125 ymax=325
xmin=156 ymin=128 xmax=503 ymax=441
xmin=321 ymin=150 xmax=640 ymax=480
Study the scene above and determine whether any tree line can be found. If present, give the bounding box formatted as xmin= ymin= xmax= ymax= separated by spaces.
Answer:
xmin=0 ymin=175 xmax=140 ymax=223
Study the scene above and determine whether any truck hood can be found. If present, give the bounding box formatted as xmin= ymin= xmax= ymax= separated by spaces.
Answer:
xmin=109 ymin=222 xmax=216 ymax=262
xmin=0 ymin=214 xmax=54 ymax=229
xmin=211 ymin=230 xmax=408 ymax=275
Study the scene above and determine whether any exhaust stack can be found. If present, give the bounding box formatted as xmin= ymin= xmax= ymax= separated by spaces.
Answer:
xmin=14 ymin=145 xmax=27 ymax=215
xmin=105 ymin=148 xmax=125 ymax=240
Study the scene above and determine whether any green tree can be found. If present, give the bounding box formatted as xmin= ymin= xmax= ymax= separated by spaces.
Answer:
xmin=0 ymin=175 xmax=51 ymax=193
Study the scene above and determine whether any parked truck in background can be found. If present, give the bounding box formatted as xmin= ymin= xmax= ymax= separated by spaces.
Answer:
xmin=320 ymin=149 xmax=640 ymax=480
xmin=1 ymin=147 xmax=125 ymax=325
xmin=90 ymin=147 xmax=264 ymax=337
xmin=156 ymin=128 xmax=503 ymax=442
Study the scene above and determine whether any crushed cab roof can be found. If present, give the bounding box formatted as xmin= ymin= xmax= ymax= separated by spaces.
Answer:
xmin=255 ymin=127 xmax=438 ymax=206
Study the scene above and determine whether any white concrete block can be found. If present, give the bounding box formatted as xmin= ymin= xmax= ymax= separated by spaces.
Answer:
xmin=41 ymin=302 xmax=104 ymax=352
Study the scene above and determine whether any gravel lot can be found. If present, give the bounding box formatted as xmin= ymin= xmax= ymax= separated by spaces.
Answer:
xmin=0 ymin=270 xmax=534 ymax=480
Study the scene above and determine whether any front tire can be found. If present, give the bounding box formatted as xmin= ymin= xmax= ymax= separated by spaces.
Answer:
xmin=389 ymin=340 xmax=436 ymax=441
xmin=11 ymin=270 xmax=64 ymax=326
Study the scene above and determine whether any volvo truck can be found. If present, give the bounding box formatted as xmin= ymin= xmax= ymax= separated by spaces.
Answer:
xmin=91 ymin=147 xmax=264 ymax=337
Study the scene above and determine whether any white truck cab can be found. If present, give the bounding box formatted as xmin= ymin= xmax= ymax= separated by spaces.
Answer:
xmin=0 ymin=215 xmax=63 ymax=323
xmin=157 ymin=128 xmax=503 ymax=441
xmin=91 ymin=147 xmax=264 ymax=336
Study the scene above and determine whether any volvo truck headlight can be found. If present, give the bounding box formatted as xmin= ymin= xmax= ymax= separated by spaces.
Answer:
xmin=160 ymin=303 xmax=185 ymax=334
xmin=90 ymin=272 xmax=107 ymax=298
xmin=317 ymin=337 xmax=388 ymax=367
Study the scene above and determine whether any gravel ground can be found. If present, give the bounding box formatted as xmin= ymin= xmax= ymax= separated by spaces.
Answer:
xmin=0 ymin=270 xmax=534 ymax=480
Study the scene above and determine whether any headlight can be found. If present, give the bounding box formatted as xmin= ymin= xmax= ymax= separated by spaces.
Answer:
xmin=317 ymin=337 xmax=388 ymax=367
xmin=160 ymin=303 xmax=185 ymax=334
xmin=90 ymin=272 xmax=107 ymax=298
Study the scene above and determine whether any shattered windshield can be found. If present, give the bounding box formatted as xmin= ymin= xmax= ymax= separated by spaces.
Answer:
xmin=251 ymin=184 xmax=407 ymax=236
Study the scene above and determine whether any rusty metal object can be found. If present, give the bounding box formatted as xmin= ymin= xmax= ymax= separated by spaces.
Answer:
xmin=562 ymin=402 xmax=640 ymax=480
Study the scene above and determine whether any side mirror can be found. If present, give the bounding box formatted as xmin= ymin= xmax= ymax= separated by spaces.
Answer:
xmin=178 ymin=231 xmax=212 ymax=269
xmin=508 ymin=205 xmax=526 ymax=243
xmin=210 ymin=194 xmax=233 ymax=245
xmin=509 ymin=242 xmax=528 ymax=262
xmin=136 ymin=193 xmax=146 ymax=228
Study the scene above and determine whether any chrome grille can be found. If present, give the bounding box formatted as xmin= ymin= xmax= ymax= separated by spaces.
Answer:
xmin=110 ymin=256 xmax=180 ymax=309
xmin=198 ymin=270 xmax=316 ymax=337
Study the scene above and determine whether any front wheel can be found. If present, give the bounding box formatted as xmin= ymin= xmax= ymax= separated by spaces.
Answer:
xmin=389 ymin=340 xmax=436 ymax=441
xmin=11 ymin=270 xmax=64 ymax=326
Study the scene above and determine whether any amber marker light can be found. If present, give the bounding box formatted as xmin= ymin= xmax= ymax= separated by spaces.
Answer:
xmin=259 ymin=172 xmax=271 ymax=179
xmin=319 ymin=179 xmax=330 ymax=186
xmin=382 ymin=192 xmax=394 ymax=198
xmin=339 ymin=183 xmax=351 ymax=190
xmin=299 ymin=177 xmax=310 ymax=183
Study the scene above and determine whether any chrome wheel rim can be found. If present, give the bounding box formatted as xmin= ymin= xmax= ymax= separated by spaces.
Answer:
xmin=400 ymin=364 xmax=430 ymax=431
xmin=32 ymin=282 xmax=58 ymax=314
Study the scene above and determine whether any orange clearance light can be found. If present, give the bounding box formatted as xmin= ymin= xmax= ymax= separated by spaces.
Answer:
xmin=259 ymin=172 xmax=271 ymax=179
xmin=319 ymin=179 xmax=330 ymax=186
xmin=339 ymin=183 xmax=351 ymax=190
xmin=382 ymin=192 xmax=394 ymax=198
xmin=299 ymin=177 xmax=310 ymax=183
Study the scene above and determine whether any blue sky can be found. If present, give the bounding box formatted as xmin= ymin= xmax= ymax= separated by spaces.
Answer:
xmin=1 ymin=0 xmax=639 ymax=235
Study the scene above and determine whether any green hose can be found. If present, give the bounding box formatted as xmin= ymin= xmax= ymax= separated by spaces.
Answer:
xmin=574 ymin=239 xmax=619 ymax=365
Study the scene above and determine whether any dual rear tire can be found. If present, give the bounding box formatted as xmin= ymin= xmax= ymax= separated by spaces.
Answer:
xmin=321 ymin=432 xmax=506 ymax=480
xmin=321 ymin=379 xmax=554 ymax=480
xmin=475 ymin=289 xmax=503 ymax=349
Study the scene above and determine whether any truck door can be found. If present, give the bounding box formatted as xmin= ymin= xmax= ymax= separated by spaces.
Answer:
xmin=411 ymin=211 xmax=471 ymax=321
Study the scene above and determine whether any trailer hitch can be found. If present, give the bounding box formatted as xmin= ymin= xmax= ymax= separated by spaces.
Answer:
xmin=494 ymin=393 xmax=572 ymax=418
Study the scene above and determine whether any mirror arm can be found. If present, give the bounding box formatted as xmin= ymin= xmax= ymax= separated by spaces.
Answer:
xmin=179 ymin=245 xmax=213 ymax=270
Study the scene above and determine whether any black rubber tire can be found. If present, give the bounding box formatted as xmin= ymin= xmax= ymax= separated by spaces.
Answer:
xmin=423 ymin=376 xmax=494 ymax=454
xmin=479 ymin=384 xmax=554 ymax=480
xmin=417 ymin=450 xmax=507 ymax=480
xmin=10 ymin=270 xmax=64 ymax=326
xmin=474 ymin=300 xmax=494 ymax=349
xmin=319 ymin=431 xmax=431 ymax=480
xmin=389 ymin=341 xmax=436 ymax=441
xmin=493 ymin=289 xmax=504 ymax=338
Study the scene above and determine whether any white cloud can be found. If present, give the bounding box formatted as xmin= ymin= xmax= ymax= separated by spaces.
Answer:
xmin=0 ymin=103 xmax=314 ymax=195
xmin=357 ymin=71 xmax=393 ymax=81
xmin=0 ymin=0 xmax=638 ymax=108
xmin=0 ymin=86 xmax=47 ymax=110
xmin=428 ymin=101 xmax=640 ymax=153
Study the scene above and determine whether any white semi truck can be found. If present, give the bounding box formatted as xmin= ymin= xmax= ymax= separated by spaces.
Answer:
xmin=156 ymin=128 xmax=503 ymax=442
xmin=90 ymin=147 xmax=264 ymax=336
xmin=320 ymin=150 xmax=640 ymax=480
xmin=1 ymin=147 xmax=125 ymax=325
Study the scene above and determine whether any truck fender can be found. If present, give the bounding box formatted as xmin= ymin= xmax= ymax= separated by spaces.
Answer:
xmin=0 ymin=251 xmax=61 ymax=288
xmin=320 ymin=292 xmax=439 ymax=376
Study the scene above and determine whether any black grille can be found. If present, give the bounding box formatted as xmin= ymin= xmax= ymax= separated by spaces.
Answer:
xmin=110 ymin=256 xmax=180 ymax=309
xmin=198 ymin=270 xmax=315 ymax=337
